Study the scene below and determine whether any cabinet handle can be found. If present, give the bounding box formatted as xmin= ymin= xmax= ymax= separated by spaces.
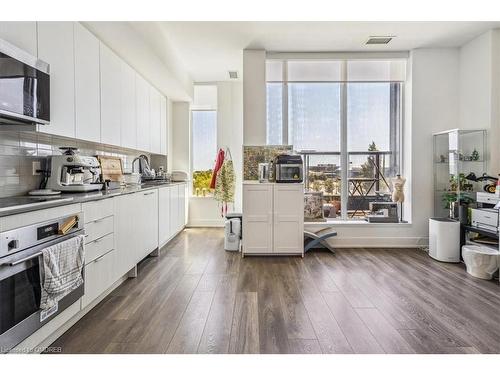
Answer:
xmin=93 ymin=250 xmax=113 ymax=263
xmin=143 ymin=191 xmax=155 ymax=196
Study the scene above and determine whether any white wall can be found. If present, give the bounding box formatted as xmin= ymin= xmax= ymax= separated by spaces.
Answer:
xmin=459 ymin=29 xmax=500 ymax=174
xmin=243 ymin=50 xmax=267 ymax=145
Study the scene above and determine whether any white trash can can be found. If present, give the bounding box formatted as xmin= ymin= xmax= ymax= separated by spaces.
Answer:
xmin=429 ymin=218 xmax=460 ymax=262
xmin=224 ymin=218 xmax=241 ymax=251
xmin=462 ymin=245 xmax=499 ymax=280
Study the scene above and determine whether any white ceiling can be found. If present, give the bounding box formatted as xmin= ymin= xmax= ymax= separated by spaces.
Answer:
xmin=150 ymin=21 xmax=500 ymax=83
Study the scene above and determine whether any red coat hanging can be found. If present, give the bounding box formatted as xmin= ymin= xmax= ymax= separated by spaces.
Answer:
xmin=210 ymin=148 xmax=225 ymax=189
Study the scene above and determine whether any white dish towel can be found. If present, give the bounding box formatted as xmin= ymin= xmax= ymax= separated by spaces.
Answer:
xmin=40 ymin=235 xmax=85 ymax=310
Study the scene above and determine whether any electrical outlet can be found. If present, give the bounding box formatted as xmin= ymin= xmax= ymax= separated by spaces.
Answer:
xmin=32 ymin=161 xmax=41 ymax=175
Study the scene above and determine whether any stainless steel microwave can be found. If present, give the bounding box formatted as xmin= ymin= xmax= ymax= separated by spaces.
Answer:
xmin=0 ymin=39 xmax=50 ymax=126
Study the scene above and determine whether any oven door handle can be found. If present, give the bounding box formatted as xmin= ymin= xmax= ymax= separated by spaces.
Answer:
xmin=1 ymin=251 xmax=42 ymax=267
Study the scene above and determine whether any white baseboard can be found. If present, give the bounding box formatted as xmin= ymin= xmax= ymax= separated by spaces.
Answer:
xmin=187 ymin=220 xmax=224 ymax=228
xmin=325 ymin=236 xmax=429 ymax=248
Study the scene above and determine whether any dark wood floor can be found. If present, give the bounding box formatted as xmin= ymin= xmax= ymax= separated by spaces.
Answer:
xmin=51 ymin=228 xmax=500 ymax=354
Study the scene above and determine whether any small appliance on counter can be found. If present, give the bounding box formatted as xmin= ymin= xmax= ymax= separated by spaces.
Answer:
xmin=44 ymin=147 xmax=103 ymax=193
xmin=171 ymin=170 xmax=189 ymax=182
xmin=258 ymin=163 xmax=270 ymax=183
xmin=275 ymin=154 xmax=303 ymax=183
xmin=132 ymin=155 xmax=169 ymax=184
xmin=132 ymin=155 xmax=155 ymax=181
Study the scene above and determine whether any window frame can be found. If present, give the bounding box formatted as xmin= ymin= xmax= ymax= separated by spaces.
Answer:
xmin=266 ymin=59 xmax=406 ymax=221
xmin=190 ymin=108 xmax=218 ymax=197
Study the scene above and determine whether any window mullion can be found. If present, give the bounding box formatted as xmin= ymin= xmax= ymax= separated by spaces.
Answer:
xmin=340 ymin=61 xmax=348 ymax=220
xmin=282 ymin=60 xmax=288 ymax=145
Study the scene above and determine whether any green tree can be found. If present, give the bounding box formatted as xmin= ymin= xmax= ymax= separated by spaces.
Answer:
xmin=193 ymin=170 xmax=213 ymax=195
xmin=324 ymin=179 xmax=334 ymax=195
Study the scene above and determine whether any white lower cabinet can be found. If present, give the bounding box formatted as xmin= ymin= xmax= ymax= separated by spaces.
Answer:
xmin=242 ymin=183 xmax=273 ymax=254
xmin=137 ymin=189 xmax=159 ymax=260
xmin=158 ymin=186 xmax=171 ymax=247
xmin=81 ymin=199 xmax=116 ymax=309
xmin=169 ymin=184 xmax=180 ymax=236
xmin=273 ymin=184 xmax=304 ymax=254
xmin=114 ymin=192 xmax=140 ymax=277
xmin=82 ymin=249 xmax=116 ymax=308
xmin=243 ymin=182 xmax=304 ymax=256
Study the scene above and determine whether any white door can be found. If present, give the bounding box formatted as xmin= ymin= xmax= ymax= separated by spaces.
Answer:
xmin=74 ymin=23 xmax=101 ymax=143
xmin=169 ymin=185 xmax=180 ymax=236
xmin=114 ymin=193 xmax=140 ymax=277
xmin=160 ymin=96 xmax=168 ymax=155
xmin=0 ymin=22 xmax=37 ymax=56
xmin=136 ymin=74 xmax=150 ymax=151
xmin=158 ymin=186 xmax=171 ymax=247
xmin=149 ymin=87 xmax=161 ymax=154
xmin=273 ymin=184 xmax=304 ymax=255
xmin=242 ymin=184 xmax=273 ymax=254
xmin=100 ymin=43 xmax=121 ymax=146
xmin=37 ymin=22 xmax=75 ymax=138
xmin=120 ymin=62 xmax=136 ymax=149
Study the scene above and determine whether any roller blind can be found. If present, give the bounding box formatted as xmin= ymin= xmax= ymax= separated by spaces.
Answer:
xmin=346 ymin=60 xmax=406 ymax=82
xmin=266 ymin=59 xmax=406 ymax=82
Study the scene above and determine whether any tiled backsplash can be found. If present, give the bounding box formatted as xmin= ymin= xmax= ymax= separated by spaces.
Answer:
xmin=243 ymin=145 xmax=293 ymax=180
xmin=0 ymin=131 xmax=154 ymax=197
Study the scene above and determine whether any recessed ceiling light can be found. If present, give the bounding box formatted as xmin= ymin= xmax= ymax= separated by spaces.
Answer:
xmin=228 ymin=71 xmax=238 ymax=79
xmin=366 ymin=36 xmax=395 ymax=45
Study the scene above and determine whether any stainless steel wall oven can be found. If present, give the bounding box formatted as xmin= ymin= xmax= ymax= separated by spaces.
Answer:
xmin=0 ymin=212 xmax=84 ymax=353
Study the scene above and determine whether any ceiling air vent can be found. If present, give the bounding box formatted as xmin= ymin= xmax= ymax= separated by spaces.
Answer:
xmin=366 ymin=36 xmax=394 ymax=45
xmin=228 ymin=71 xmax=238 ymax=79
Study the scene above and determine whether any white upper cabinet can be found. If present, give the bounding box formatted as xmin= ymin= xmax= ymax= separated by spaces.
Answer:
xmin=149 ymin=87 xmax=162 ymax=154
xmin=136 ymin=74 xmax=150 ymax=152
xmin=74 ymin=23 xmax=101 ymax=143
xmin=37 ymin=22 xmax=75 ymax=138
xmin=100 ymin=43 xmax=121 ymax=147
xmin=0 ymin=22 xmax=37 ymax=56
xmin=160 ymin=96 xmax=168 ymax=156
xmin=120 ymin=62 xmax=137 ymax=150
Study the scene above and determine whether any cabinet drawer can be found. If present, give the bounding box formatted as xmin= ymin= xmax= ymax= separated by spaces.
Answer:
xmin=82 ymin=249 xmax=115 ymax=308
xmin=85 ymin=233 xmax=114 ymax=264
xmin=85 ymin=215 xmax=114 ymax=244
xmin=82 ymin=198 xmax=114 ymax=223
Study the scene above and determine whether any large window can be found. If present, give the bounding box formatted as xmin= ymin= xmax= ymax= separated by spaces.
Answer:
xmin=266 ymin=59 xmax=405 ymax=220
xmin=192 ymin=110 xmax=217 ymax=196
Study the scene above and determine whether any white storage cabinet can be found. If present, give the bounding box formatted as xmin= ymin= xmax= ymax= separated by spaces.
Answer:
xmin=243 ymin=182 xmax=304 ymax=256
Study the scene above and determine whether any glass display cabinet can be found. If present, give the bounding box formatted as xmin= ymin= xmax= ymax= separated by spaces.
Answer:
xmin=433 ymin=129 xmax=488 ymax=219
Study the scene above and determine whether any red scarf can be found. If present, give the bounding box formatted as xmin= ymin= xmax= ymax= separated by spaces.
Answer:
xmin=210 ymin=148 xmax=225 ymax=189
